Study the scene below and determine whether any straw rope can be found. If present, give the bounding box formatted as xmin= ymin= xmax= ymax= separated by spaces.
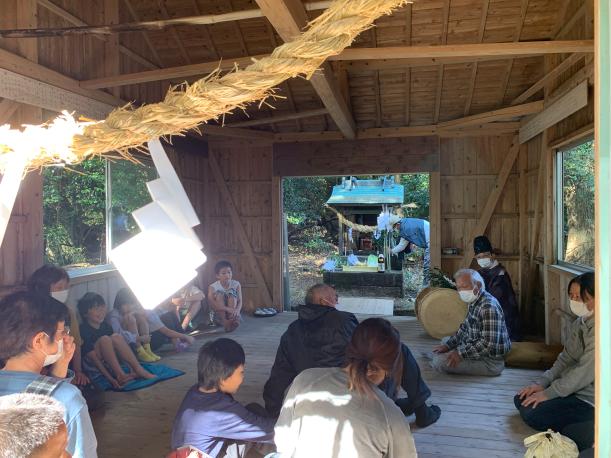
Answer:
xmin=325 ymin=205 xmax=378 ymax=233
xmin=0 ymin=0 xmax=408 ymax=173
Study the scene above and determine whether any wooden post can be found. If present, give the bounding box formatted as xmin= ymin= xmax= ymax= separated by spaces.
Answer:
xmin=208 ymin=150 xmax=274 ymax=307
xmin=271 ymin=176 xmax=283 ymax=310
xmin=594 ymin=1 xmax=611 ymax=453
xmin=518 ymin=143 xmax=528 ymax=309
xmin=429 ymin=169 xmax=441 ymax=269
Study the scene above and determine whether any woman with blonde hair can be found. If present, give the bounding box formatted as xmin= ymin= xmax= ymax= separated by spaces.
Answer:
xmin=273 ymin=318 xmax=417 ymax=458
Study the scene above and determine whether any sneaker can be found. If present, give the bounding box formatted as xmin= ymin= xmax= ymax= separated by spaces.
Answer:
xmin=136 ymin=346 xmax=158 ymax=363
xmin=143 ymin=343 xmax=161 ymax=361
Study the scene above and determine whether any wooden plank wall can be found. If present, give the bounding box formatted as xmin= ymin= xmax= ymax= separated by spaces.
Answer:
xmin=168 ymin=138 xmax=277 ymax=312
xmin=0 ymin=0 xmax=44 ymax=294
xmin=438 ymin=135 xmax=522 ymax=298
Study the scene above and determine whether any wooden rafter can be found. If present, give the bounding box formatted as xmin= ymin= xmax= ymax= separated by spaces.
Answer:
xmin=433 ymin=0 xmax=450 ymax=124
xmin=371 ymin=28 xmax=382 ymax=127
xmin=156 ymin=0 xmax=191 ymax=64
xmin=498 ymin=0 xmax=530 ymax=108
xmin=464 ymin=0 xmax=490 ymax=116
xmin=254 ymin=0 xmax=356 ymax=139
xmin=188 ymin=0 xmax=221 ymax=62
xmin=404 ymin=4 xmax=412 ymax=126
xmin=511 ymin=53 xmax=585 ymax=105
xmin=439 ymin=100 xmax=543 ymax=129
xmin=122 ymin=0 xmax=163 ymax=67
xmin=36 ymin=0 xmax=159 ymax=70
xmin=554 ymin=1 xmax=583 ymax=39
xmin=79 ymin=40 xmax=595 ymax=90
xmin=104 ymin=0 xmax=120 ymax=98
xmin=226 ymin=108 xmax=328 ymax=127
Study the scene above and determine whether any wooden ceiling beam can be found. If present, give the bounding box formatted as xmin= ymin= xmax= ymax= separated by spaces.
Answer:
xmin=438 ymin=100 xmax=543 ymax=129
xmin=226 ymin=108 xmax=328 ymax=127
xmin=254 ymin=0 xmax=356 ymax=139
xmin=156 ymin=0 xmax=191 ymax=64
xmin=122 ymin=0 xmax=163 ymax=67
xmin=511 ymin=53 xmax=586 ymax=105
xmin=37 ymin=0 xmax=159 ymax=69
xmin=80 ymin=40 xmax=594 ymax=90
xmin=272 ymin=121 xmax=521 ymax=142
xmin=329 ymin=40 xmax=594 ymax=61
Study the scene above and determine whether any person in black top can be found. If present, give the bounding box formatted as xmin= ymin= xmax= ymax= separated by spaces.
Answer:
xmin=473 ymin=235 xmax=522 ymax=341
xmin=263 ymin=284 xmax=441 ymax=427
xmin=77 ymin=292 xmax=156 ymax=389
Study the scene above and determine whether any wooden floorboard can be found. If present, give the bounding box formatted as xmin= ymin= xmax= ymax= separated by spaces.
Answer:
xmin=92 ymin=313 xmax=538 ymax=458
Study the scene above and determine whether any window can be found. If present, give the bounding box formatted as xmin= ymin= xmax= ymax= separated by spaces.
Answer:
xmin=43 ymin=158 xmax=157 ymax=269
xmin=556 ymin=138 xmax=594 ymax=268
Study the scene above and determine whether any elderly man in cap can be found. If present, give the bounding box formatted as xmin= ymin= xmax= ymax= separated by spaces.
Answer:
xmin=389 ymin=215 xmax=430 ymax=285
xmin=431 ymin=268 xmax=511 ymax=376
xmin=473 ymin=235 xmax=521 ymax=341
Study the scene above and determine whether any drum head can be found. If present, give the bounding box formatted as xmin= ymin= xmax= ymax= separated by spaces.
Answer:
xmin=417 ymin=288 xmax=467 ymax=339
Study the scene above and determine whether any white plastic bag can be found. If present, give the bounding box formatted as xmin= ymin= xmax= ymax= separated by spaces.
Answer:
xmin=524 ymin=430 xmax=579 ymax=458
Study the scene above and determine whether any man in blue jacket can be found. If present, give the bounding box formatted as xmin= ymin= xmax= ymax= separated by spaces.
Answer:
xmin=263 ymin=284 xmax=440 ymax=427
xmin=389 ymin=215 xmax=430 ymax=285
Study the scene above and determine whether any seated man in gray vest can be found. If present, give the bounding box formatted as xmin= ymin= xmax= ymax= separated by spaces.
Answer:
xmin=431 ymin=269 xmax=511 ymax=376
xmin=389 ymin=215 xmax=430 ymax=285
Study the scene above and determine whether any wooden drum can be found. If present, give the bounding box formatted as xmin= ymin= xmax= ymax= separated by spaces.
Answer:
xmin=415 ymin=287 xmax=467 ymax=340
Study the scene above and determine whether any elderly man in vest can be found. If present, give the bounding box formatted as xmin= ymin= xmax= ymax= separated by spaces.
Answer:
xmin=389 ymin=215 xmax=430 ymax=285
xmin=431 ymin=268 xmax=511 ymax=376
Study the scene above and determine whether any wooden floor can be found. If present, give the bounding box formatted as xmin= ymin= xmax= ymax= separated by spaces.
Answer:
xmin=92 ymin=313 xmax=540 ymax=458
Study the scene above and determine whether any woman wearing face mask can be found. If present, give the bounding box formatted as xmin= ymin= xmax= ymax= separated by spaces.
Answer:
xmin=472 ymin=235 xmax=521 ymax=341
xmin=514 ymin=272 xmax=595 ymax=451
xmin=0 ymin=291 xmax=98 ymax=457
xmin=28 ymin=265 xmax=90 ymax=386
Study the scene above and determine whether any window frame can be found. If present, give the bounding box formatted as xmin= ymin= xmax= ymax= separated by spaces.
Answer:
xmin=43 ymin=155 xmax=156 ymax=274
xmin=554 ymin=135 xmax=595 ymax=271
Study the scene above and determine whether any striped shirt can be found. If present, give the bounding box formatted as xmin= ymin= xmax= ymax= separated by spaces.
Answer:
xmin=445 ymin=290 xmax=511 ymax=359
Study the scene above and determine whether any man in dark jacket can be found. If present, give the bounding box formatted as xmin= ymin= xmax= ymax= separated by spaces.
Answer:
xmin=263 ymin=284 xmax=441 ymax=427
xmin=473 ymin=235 xmax=522 ymax=341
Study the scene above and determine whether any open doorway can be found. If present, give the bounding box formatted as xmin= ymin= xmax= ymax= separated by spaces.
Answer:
xmin=282 ymin=174 xmax=430 ymax=314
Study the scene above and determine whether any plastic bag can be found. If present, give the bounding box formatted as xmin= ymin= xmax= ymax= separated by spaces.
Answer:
xmin=347 ymin=254 xmax=359 ymax=266
xmin=322 ymin=260 xmax=337 ymax=271
xmin=524 ymin=430 xmax=578 ymax=458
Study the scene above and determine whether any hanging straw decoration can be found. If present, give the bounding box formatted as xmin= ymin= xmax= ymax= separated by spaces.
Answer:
xmin=325 ymin=205 xmax=378 ymax=233
xmin=0 ymin=0 xmax=408 ymax=174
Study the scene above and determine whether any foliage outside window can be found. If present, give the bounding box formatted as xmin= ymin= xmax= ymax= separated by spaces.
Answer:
xmin=43 ymin=158 xmax=157 ymax=268
xmin=556 ymin=139 xmax=594 ymax=268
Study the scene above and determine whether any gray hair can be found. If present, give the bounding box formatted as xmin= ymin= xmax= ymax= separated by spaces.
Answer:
xmin=305 ymin=283 xmax=335 ymax=305
xmin=454 ymin=268 xmax=486 ymax=292
xmin=0 ymin=393 xmax=66 ymax=458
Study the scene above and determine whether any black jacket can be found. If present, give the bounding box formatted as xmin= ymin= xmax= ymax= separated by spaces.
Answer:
xmin=263 ymin=303 xmax=359 ymax=416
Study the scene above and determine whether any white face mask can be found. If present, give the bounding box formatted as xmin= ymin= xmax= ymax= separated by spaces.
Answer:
xmin=476 ymin=258 xmax=492 ymax=269
xmin=569 ymin=300 xmax=593 ymax=318
xmin=51 ymin=289 xmax=69 ymax=303
xmin=458 ymin=289 xmax=478 ymax=303
xmin=42 ymin=336 xmax=64 ymax=367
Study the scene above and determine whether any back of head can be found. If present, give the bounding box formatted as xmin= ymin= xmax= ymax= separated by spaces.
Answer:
xmin=577 ymin=271 xmax=594 ymax=300
xmin=27 ymin=265 xmax=69 ymax=296
xmin=304 ymin=283 xmax=335 ymax=306
xmin=197 ymin=338 xmax=245 ymax=390
xmin=345 ymin=318 xmax=402 ymax=397
xmin=77 ymin=292 xmax=105 ymax=318
xmin=0 ymin=393 xmax=65 ymax=458
xmin=0 ymin=292 xmax=68 ymax=363
xmin=113 ymin=287 xmax=137 ymax=311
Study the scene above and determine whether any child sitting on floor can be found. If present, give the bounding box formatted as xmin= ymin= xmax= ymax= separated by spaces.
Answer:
xmin=171 ymin=282 xmax=205 ymax=332
xmin=208 ymin=261 xmax=242 ymax=332
xmin=78 ymin=292 xmax=156 ymax=389
xmin=107 ymin=288 xmax=161 ymax=363
xmin=171 ymin=338 xmax=274 ymax=458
